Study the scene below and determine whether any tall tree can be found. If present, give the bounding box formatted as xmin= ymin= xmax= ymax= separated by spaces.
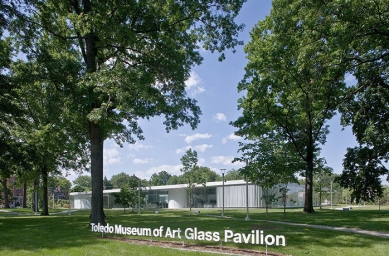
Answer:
xmin=12 ymin=0 xmax=246 ymax=224
xmin=72 ymin=175 xmax=92 ymax=191
xmin=259 ymin=0 xmax=389 ymax=208
xmin=103 ymin=176 xmax=113 ymax=190
xmin=232 ymin=0 xmax=346 ymax=213
xmin=313 ymin=159 xmax=333 ymax=210
xmin=180 ymin=149 xmax=204 ymax=211
xmin=335 ymin=146 xmax=388 ymax=203
xmin=110 ymin=172 xmax=132 ymax=189
xmin=149 ymin=171 xmax=172 ymax=186
xmin=224 ymin=169 xmax=244 ymax=181
xmin=237 ymin=135 xmax=298 ymax=221
xmin=198 ymin=167 xmax=219 ymax=183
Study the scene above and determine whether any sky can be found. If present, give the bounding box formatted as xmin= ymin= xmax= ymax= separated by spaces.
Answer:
xmin=66 ymin=0 xmax=358 ymax=183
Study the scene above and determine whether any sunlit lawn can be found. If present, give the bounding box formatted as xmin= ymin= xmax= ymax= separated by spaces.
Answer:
xmin=1 ymin=205 xmax=388 ymax=256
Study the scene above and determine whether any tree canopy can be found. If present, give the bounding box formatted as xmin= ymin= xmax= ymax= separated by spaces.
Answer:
xmin=232 ymin=0 xmax=346 ymax=213
xmin=72 ymin=175 xmax=92 ymax=191
xmin=8 ymin=0 xmax=246 ymax=224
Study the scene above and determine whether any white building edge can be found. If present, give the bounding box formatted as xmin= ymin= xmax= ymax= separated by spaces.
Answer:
xmin=69 ymin=180 xmax=316 ymax=210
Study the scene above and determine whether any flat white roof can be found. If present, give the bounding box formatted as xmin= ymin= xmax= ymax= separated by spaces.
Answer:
xmin=70 ymin=179 xmax=250 ymax=195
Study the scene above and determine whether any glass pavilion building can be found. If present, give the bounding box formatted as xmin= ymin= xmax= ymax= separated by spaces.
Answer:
xmin=69 ymin=180 xmax=318 ymax=210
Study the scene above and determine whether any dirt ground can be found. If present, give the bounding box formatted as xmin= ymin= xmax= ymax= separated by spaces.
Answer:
xmin=108 ymin=237 xmax=287 ymax=256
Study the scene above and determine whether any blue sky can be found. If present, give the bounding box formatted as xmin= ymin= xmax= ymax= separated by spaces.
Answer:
xmin=67 ymin=0 xmax=358 ymax=182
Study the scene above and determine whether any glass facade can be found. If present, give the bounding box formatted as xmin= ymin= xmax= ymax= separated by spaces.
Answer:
xmin=70 ymin=182 xmax=319 ymax=209
xmin=191 ymin=187 xmax=217 ymax=208
xmin=144 ymin=190 xmax=169 ymax=208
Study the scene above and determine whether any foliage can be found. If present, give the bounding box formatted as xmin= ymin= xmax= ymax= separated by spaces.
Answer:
xmin=197 ymin=167 xmax=219 ymax=183
xmin=9 ymin=0 xmax=246 ymax=224
xmin=103 ymin=175 xmax=113 ymax=190
xmin=257 ymin=0 xmax=389 ymax=212
xmin=232 ymin=0 xmax=347 ymax=213
xmin=180 ymin=149 xmax=205 ymax=211
xmin=166 ymin=175 xmax=186 ymax=185
xmin=114 ymin=177 xmax=145 ymax=213
xmin=110 ymin=172 xmax=132 ymax=189
xmin=113 ymin=186 xmax=132 ymax=213
xmin=224 ymin=169 xmax=244 ymax=181
xmin=150 ymin=171 xmax=172 ymax=186
xmin=70 ymin=185 xmax=85 ymax=193
xmin=72 ymin=175 xmax=92 ymax=191
xmin=48 ymin=175 xmax=71 ymax=200
xmin=279 ymin=184 xmax=293 ymax=219
xmin=313 ymin=158 xmax=334 ymax=209
xmin=335 ymin=146 xmax=388 ymax=204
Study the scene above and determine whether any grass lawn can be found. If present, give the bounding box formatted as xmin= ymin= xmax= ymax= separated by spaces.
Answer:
xmin=1 ymin=205 xmax=388 ymax=255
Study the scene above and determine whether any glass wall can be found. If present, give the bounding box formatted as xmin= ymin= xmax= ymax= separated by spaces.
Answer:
xmin=191 ymin=187 xmax=216 ymax=208
xmin=144 ymin=189 xmax=169 ymax=208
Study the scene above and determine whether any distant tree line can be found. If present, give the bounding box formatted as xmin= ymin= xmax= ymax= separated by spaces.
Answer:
xmin=71 ymin=168 xmax=244 ymax=192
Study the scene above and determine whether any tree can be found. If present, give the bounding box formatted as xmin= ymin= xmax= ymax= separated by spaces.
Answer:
xmin=72 ymin=175 xmax=92 ymax=191
xmin=166 ymin=175 xmax=186 ymax=185
xmin=224 ymin=169 xmax=244 ymax=181
xmin=376 ymin=185 xmax=389 ymax=211
xmin=103 ymin=176 xmax=113 ymax=190
xmin=279 ymin=184 xmax=293 ymax=219
xmin=180 ymin=149 xmax=205 ymax=211
xmin=335 ymin=146 xmax=388 ymax=204
xmin=257 ymin=0 xmax=389 ymax=210
xmin=237 ymin=135 xmax=298 ymax=223
xmin=70 ymin=185 xmax=85 ymax=193
xmin=338 ymin=86 xmax=389 ymax=194
xmin=150 ymin=171 xmax=172 ymax=186
xmin=11 ymin=48 xmax=89 ymax=215
xmin=11 ymin=0 xmax=246 ymax=224
xmin=0 ymin=4 xmax=26 ymax=209
xmin=198 ymin=167 xmax=219 ymax=183
xmin=313 ymin=159 xmax=333 ymax=210
xmin=113 ymin=186 xmax=132 ymax=214
xmin=48 ymin=175 xmax=71 ymax=200
xmin=114 ymin=175 xmax=145 ymax=213
xmin=110 ymin=172 xmax=132 ymax=189
xmin=232 ymin=0 xmax=346 ymax=213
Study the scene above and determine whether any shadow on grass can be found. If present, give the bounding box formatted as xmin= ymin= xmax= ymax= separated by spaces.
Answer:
xmin=1 ymin=209 xmax=388 ymax=255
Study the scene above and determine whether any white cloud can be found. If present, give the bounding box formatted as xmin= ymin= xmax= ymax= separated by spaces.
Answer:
xmin=185 ymin=71 xmax=205 ymax=95
xmin=104 ymin=147 xmax=122 ymax=165
xmin=193 ymin=144 xmax=213 ymax=152
xmin=185 ymin=133 xmax=212 ymax=144
xmin=222 ymin=133 xmax=242 ymax=144
xmin=210 ymin=156 xmax=244 ymax=167
xmin=128 ymin=143 xmax=154 ymax=151
xmin=213 ymin=113 xmax=227 ymax=122
xmin=133 ymin=158 xmax=153 ymax=164
xmin=175 ymin=146 xmax=192 ymax=155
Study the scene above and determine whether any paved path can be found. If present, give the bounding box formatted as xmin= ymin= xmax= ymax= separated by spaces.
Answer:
xmin=205 ymin=214 xmax=389 ymax=239
xmin=267 ymin=220 xmax=389 ymax=238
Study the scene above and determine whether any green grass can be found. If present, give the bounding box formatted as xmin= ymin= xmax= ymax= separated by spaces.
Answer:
xmin=1 ymin=206 xmax=388 ymax=255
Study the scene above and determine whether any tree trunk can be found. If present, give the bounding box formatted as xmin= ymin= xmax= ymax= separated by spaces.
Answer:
xmin=1 ymin=179 xmax=10 ymax=208
xmin=303 ymin=142 xmax=315 ymax=213
xmin=319 ymin=187 xmax=322 ymax=210
xmin=89 ymin=121 xmax=106 ymax=225
xmin=23 ymin=183 xmax=27 ymax=208
xmin=33 ymin=179 xmax=39 ymax=212
xmin=41 ymin=167 xmax=49 ymax=215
